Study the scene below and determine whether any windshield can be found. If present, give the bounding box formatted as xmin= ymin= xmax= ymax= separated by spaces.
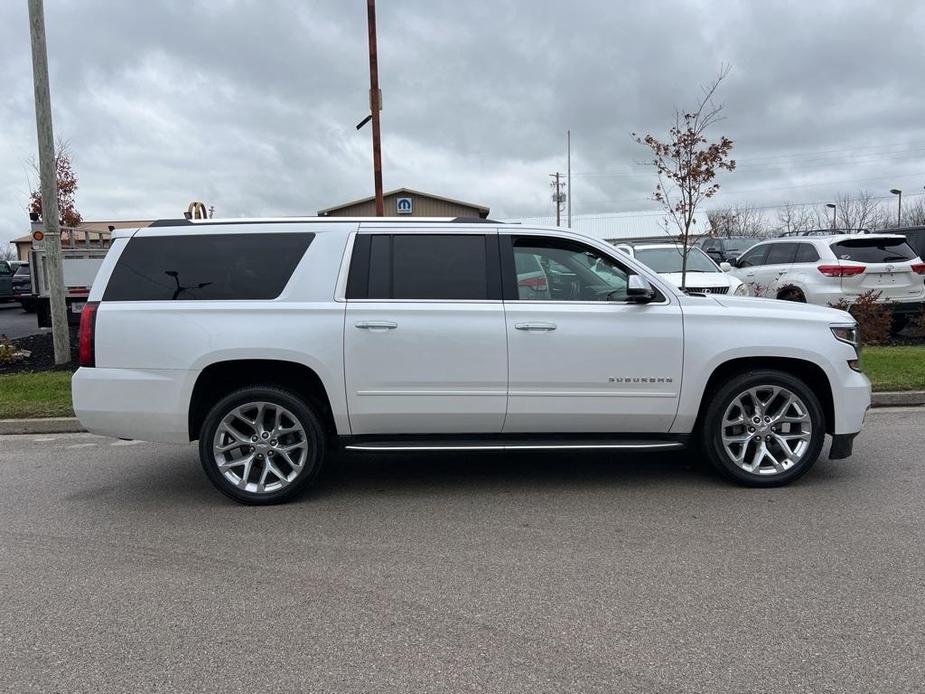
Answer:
xmin=14 ymin=264 xmax=29 ymax=277
xmin=634 ymin=247 xmax=718 ymax=273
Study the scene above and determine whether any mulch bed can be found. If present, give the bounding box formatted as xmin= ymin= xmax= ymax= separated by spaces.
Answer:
xmin=0 ymin=331 xmax=78 ymax=376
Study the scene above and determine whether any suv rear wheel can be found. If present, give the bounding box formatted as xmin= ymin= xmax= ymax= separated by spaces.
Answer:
xmin=198 ymin=385 xmax=326 ymax=504
xmin=701 ymin=370 xmax=824 ymax=486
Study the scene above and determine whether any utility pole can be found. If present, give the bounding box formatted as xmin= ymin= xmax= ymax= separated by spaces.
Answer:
xmin=550 ymin=172 xmax=565 ymax=227
xmin=566 ymin=130 xmax=572 ymax=227
xmin=366 ymin=0 xmax=384 ymax=216
xmin=28 ymin=0 xmax=69 ymax=365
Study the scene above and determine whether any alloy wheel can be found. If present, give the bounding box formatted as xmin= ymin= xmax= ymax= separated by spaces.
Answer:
xmin=720 ymin=386 xmax=812 ymax=475
xmin=211 ymin=401 xmax=309 ymax=494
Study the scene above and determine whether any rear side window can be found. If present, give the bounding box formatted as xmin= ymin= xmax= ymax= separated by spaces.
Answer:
xmin=794 ymin=244 xmax=820 ymax=263
xmin=347 ymin=234 xmax=500 ymax=300
xmin=830 ymin=238 xmax=917 ymax=263
xmin=765 ymin=242 xmax=798 ymax=265
xmin=103 ymin=233 xmax=314 ymax=301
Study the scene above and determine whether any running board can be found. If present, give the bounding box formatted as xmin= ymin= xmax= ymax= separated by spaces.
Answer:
xmin=343 ymin=438 xmax=686 ymax=452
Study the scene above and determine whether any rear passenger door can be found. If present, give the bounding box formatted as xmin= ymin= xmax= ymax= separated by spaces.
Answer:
xmin=343 ymin=231 xmax=508 ymax=435
xmin=761 ymin=242 xmax=799 ymax=298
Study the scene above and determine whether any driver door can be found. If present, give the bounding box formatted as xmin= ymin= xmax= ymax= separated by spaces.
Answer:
xmin=500 ymin=233 xmax=683 ymax=433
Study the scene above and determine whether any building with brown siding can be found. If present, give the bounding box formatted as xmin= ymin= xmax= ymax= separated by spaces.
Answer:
xmin=317 ymin=188 xmax=489 ymax=219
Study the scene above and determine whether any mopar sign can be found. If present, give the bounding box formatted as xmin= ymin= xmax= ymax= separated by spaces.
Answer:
xmin=396 ymin=197 xmax=413 ymax=214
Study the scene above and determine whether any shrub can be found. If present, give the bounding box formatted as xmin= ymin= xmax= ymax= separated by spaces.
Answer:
xmin=0 ymin=335 xmax=20 ymax=365
xmin=829 ymin=291 xmax=892 ymax=346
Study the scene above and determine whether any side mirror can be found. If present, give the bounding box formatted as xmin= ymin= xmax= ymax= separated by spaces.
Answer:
xmin=719 ymin=261 xmax=732 ymax=272
xmin=626 ymin=274 xmax=655 ymax=303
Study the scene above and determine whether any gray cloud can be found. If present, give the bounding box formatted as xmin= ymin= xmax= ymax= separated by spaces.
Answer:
xmin=3 ymin=0 xmax=925 ymax=244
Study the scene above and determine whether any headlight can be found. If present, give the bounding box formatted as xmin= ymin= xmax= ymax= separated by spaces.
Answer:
xmin=832 ymin=324 xmax=862 ymax=371
xmin=733 ymin=282 xmax=750 ymax=296
xmin=831 ymin=325 xmax=859 ymax=347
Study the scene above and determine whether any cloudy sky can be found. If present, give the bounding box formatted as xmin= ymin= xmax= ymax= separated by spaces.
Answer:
xmin=2 ymin=0 xmax=925 ymax=244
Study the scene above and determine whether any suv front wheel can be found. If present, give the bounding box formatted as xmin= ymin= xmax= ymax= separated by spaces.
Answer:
xmin=701 ymin=370 xmax=825 ymax=486
xmin=198 ymin=386 xmax=326 ymax=504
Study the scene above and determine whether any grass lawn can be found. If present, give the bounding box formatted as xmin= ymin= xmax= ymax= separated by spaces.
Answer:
xmin=862 ymin=345 xmax=925 ymax=392
xmin=0 ymin=347 xmax=922 ymax=420
xmin=0 ymin=371 xmax=75 ymax=419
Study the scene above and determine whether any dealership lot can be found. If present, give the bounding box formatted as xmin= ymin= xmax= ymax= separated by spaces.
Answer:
xmin=1 ymin=408 xmax=923 ymax=693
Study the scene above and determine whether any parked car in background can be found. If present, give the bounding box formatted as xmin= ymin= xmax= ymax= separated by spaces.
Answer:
xmin=728 ymin=233 xmax=925 ymax=331
xmin=0 ymin=260 xmax=25 ymax=302
xmin=615 ymin=242 xmax=750 ymax=296
xmin=0 ymin=260 xmax=14 ymax=302
xmin=11 ymin=263 xmax=36 ymax=312
xmin=695 ymin=236 xmax=756 ymax=263
xmin=885 ymin=225 xmax=925 ymax=261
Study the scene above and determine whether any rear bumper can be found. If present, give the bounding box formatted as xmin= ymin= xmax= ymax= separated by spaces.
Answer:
xmin=72 ymin=367 xmax=193 ymax=443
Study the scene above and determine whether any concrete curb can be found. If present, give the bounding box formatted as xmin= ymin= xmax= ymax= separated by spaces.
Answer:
xmin=871 ymin=390 xmax=925 ymax=408
xmin=0 ymin=417 xmax=85 ymax=435
xmin=0 ymin=392 xmax=922 ymax=435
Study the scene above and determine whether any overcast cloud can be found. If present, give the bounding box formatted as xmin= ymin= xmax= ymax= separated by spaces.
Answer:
xmin=2 ymin=0 xmax=925 ymax=244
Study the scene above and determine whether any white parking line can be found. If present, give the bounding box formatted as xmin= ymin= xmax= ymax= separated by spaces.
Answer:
xmin=65 ymin=443 xmax=98 ymax=449
xmin=33 ymin=437 xmax=57 ymax=442
xmin=111 ymin=440 xmax=145 ymax=447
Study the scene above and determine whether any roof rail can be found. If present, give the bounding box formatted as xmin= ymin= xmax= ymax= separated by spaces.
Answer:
xmin=776 ymin=228 xmax=871 ymax=237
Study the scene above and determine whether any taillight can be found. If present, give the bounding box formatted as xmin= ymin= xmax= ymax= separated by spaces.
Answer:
xmin=911 ymin=263 xmax=925 ymax=276
xmin=817 ymin=264 xmax=865 ymax=278
xmin=78 ymin=301 xmax=99 ymax=367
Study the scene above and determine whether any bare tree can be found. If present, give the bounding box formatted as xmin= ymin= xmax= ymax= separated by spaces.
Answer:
xmin=827 ymin=190 xmax=886 ymax=231
xmin=775 ymin=204 xmax=817 ymax=235
xmin=1 ymin=245 xmax=17 ymax=262
xmin=708 ymin=203 xmax=767 ymax=237
xmin=895 ymin=197 xmax=925 ymax=228
xmin=633 ymin=66 xmax=736 ymax=289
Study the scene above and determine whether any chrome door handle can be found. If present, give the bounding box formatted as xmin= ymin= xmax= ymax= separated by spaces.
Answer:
xmin=745 ymin=272 xmax=755 ymax=277
xmin=514 ymin=322 xmax=557 ymax=331
xmin=355 ymin=321 xmax=398 ymax=331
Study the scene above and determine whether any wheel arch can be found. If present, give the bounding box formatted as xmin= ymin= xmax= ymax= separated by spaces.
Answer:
xmin=695 ymin=357 xmax=834 ymax=435
xmin=188 ymin=359 xmax=337 ymax=441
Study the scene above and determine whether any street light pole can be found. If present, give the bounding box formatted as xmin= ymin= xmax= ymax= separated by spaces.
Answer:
xmin=366 ymin=0 xmax=384 ymax=216
xmin=890 ymin=188 xmax=902 ymax=227
xmin=27 ymin=0 xmax=69 ymax=365
xmin=826 ymin=203 xmax=836 ymax=231
xmin=566 ymin=130 xmax=571 ymax=227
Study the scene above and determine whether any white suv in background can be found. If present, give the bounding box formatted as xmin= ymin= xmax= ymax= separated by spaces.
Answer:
xmin=728 ymin=233 xmax=925 ymax=329
xmin=72 ymin=217 xmax=870 ymax=504
xmin=615 ymin=243 xmax=750 ymax=296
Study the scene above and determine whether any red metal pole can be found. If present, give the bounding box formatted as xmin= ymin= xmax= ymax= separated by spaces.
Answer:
xmin=367 ymin=0 xmax=384 ymax=216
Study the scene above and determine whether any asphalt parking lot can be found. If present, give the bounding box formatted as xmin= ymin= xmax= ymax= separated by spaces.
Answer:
xmin=1 ymin=408 xmax=923 ymax=693
xmin=0 ymin=302 xmax=42 ymax=339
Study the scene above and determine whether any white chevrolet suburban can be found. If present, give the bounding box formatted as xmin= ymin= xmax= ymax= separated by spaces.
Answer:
xmin=72 ymin=218 xmax=871 ymax=504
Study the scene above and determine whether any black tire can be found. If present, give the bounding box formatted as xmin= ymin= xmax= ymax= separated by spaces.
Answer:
xmin=777 ymin=287 xmax=805 ymax=302
xmin=700 ymin=370 xmax=825 ymax=487
xmin=198 ymin=385 xmax=326 ymax=504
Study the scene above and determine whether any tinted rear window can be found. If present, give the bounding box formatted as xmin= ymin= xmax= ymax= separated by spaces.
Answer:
xmin=830 ymin=238 xmax=917 ymax=263
xmin=348 ymin=234 xmax=497 ymax=300
xmin=103 ymin=233 xmax=313 ymax=301
xmin=14 ymin=264 xmax=30 ymax=277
